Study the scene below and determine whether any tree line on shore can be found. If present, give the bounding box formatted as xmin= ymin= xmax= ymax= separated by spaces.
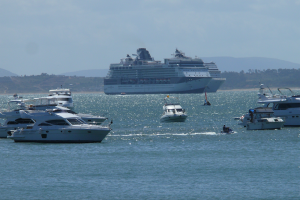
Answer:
xmin=0 ymin=74 xmax=104 ymax=94
xmin=0 ymin=68 xmax=299 ymax=94
xmin=220 ymin=68 xmax=300 ymax=90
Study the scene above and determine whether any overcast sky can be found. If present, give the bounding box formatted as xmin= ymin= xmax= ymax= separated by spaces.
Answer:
xmin=1 ymin=0 xmax=300 ymax=75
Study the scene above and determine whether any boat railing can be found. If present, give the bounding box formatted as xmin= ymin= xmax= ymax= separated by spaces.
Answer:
xmin=278 ymin=88 xmax=294 ymax=96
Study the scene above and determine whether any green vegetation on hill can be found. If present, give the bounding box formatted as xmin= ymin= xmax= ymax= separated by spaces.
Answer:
xmin=0 ymin=74 xmax=104 ymax=94
xmin=0 ymin=68 xmax=299 ymax=94
xmin=221 ymin=68 xmax=300 ymax=89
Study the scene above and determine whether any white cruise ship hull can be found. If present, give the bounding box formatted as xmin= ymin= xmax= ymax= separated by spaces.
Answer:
xmin=104 ymin=77 xmax=211 ymax=95
xmin=7 ymin=128 xmax=110 ymax=143
xmin=205 ymin=78 xmax=226 ymax=93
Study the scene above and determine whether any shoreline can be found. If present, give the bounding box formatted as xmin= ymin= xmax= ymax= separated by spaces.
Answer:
xmin=1 ymin=87 xmax=300 ymax=96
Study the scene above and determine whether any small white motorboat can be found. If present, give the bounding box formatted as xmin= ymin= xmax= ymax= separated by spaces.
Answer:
xmin=239 ymin=107 xmax=285 ymax=130
xmin=160 ymin=95 xmax=187 ymax=122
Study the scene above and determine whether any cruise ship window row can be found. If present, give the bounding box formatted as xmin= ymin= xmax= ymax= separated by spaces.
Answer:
xmin=120 ymin=78 xmax=172 ymax=84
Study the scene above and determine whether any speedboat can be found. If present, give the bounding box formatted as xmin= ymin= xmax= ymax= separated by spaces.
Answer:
xmin=7 ymin=110 xmax=111 ymax=143
xmin=48 ymin=88 xmax=73 ymax=108
xmin=257 ymin=84 xmax=300 ymax=126
xmin=239 ymin=107 xmax=285 ymax=130
xmin=160 ymin=96 xmax=187 ymax=122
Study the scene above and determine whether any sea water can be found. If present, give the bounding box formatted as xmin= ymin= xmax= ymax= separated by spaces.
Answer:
xmin=0 ymin=91 xmax=299 ymax=199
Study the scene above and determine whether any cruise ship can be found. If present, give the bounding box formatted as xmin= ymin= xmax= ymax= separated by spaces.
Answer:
xmin=204 ymin=62 xmax=226 ymax=93
xmin=104 ymin=48 xmax=215 ymax=95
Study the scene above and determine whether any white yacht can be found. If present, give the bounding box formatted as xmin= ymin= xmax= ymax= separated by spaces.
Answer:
xmin=0 ymin=97 xmax=106 ymax=138
xmin=257 ymin=84 xmax=300 ymax=126
xmin=7 ymin=110 xmax=111 ymax=143
xmin=239 ymin=107 xmax=285 ymax=130
xmin=160 ymin=96 xmax=187 ymax=122
xmin=0 ymin=98 xmax=36 ymax=138
xmin=48 ymin=88 xmax=73 ymax=108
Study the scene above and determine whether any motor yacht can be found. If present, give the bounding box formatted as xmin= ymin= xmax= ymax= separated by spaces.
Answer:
xmin=7 ymin=110 xmax=111 ymax=143
xmin=257 ymin=84 xmax=300 ymax=126
xmin=239 ymin=107 xmax=285 ymax=130
xmin=0 ymin=97 xmax=107 ymax=138
xmin=160 ymin=96 xmax=187 ymax=122
xmin=48 ymin=88 xmax=73 ymax=108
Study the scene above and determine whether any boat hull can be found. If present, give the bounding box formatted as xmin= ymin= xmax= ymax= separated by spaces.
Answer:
xmin=7 ymin=128 xmax=110 ymax=143
xmin=205 ymin=78 xmax=226 ymax=93
xmin=0 ymin=126 xmax=26 ymax=138
xmin=273 ymin=112 xmax=300 ymax=126
xmin=246 ymin=122 xmax=284 ymax=130
xmin=160 ymin=114 xmax=187 ymax=122
xmin=104 ymin=77 xmax=211 ymax=95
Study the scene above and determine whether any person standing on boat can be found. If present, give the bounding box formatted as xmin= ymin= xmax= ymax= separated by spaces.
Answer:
xmin=223 ymin=125 xmax=228 ymax=132
xmin=250 ymin=111 xmax=254 ymax=122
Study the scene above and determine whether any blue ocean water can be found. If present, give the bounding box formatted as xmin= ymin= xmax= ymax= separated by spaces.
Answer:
xmin=0 ymin=91 xmax=299 ymax=199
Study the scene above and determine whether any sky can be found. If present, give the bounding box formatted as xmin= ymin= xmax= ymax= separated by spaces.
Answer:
xmin=1 ymin=0 xmax=300 ymax=76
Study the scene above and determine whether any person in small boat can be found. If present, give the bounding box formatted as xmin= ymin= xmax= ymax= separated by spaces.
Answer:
xmin=223 ymin=125 xmax=230 ymax=133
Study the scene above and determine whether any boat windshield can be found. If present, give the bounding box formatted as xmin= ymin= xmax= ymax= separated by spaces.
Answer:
xmin=168 ymin=109 xmax=175 ymax=113
xmin=67 ymin=118 xmax=86 ymax=125
xmin=52 ymin=109 xmax=77 ymax=114
xmin=46 ymin=120 xmax=70 ymax=126
xmin=176 ymin=109 xmax=183 ymax=112
xmin=7 ymin=118 xmax=35 ymax=125
xmin=57 ymin=98 xmax=72 ymax=102
xmin=274 ymin=103 xmax=300 ymax=110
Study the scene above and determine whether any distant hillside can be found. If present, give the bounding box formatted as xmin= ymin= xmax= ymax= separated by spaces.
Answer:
xmin=0 ymin=74 xmax=104 ymax=94
xmin=0 ymin=68 xmax=18 ymax=77
xmin=60 ymin=69 xmax=108 ymax=77
xmin=201 ymin=57 xmax=300 ymax=72
xmin=60 ymin=57 xmax=300 ymax=77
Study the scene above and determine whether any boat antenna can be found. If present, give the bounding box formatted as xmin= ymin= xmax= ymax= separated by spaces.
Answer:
xmin=109 ymin=119 xmax=113 ymax=128
xmin=267 ymin=85 xmax=273 ymax=94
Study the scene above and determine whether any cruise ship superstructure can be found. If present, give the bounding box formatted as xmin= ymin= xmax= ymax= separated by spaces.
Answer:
xmin=204 ymin=62 xmax=226 ymax=93
xmin=104 ymin=48 xmax=217 ymax=95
